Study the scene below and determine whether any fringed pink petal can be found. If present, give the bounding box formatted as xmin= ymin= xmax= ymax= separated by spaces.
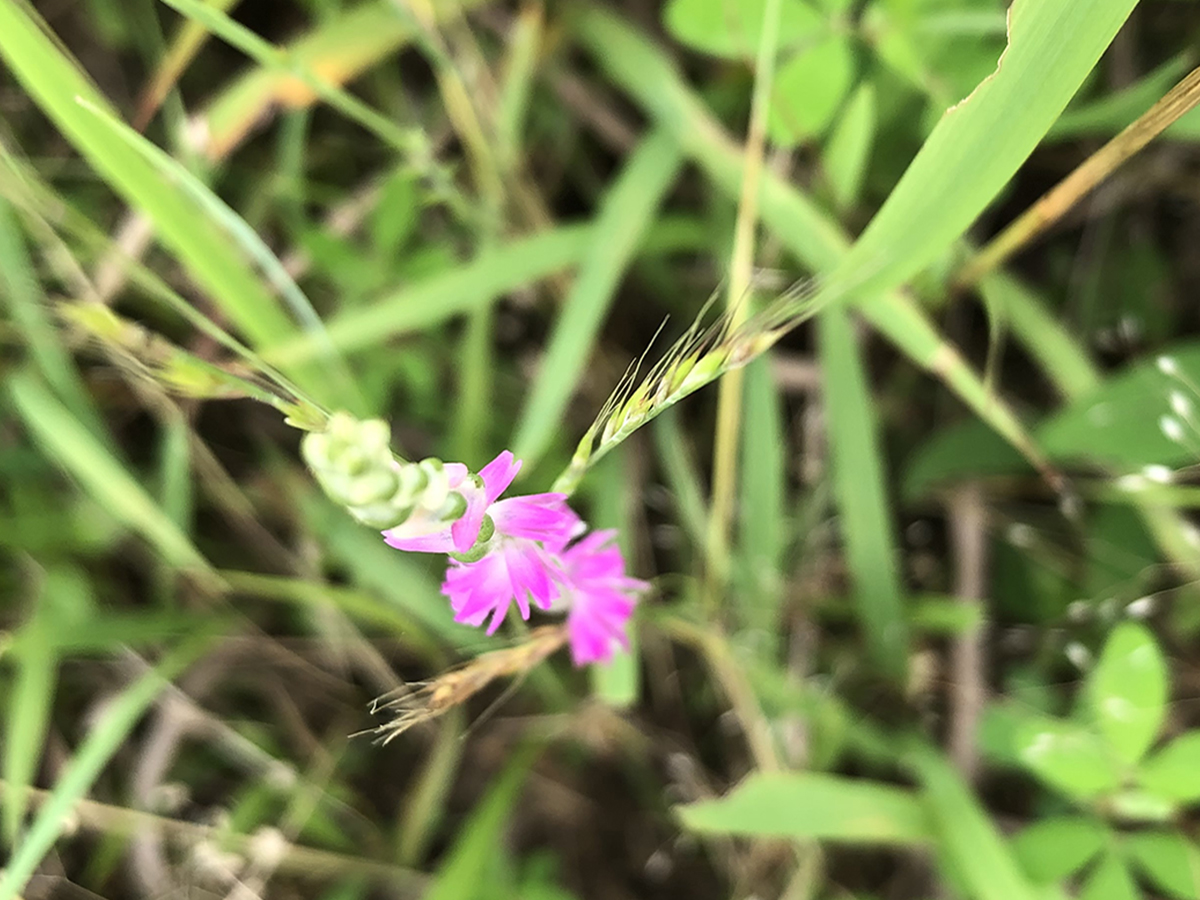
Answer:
xmin=556 ymin=531 xmax=645 ymax=666
xmin=478 ymin=451 xmax=521 ymax=505
xmin=490 ymin=493 xmax=580 ymax=544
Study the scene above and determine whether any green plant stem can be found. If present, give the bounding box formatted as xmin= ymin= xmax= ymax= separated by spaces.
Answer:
xmin=704 ymin=0 xmax=782 ymax=610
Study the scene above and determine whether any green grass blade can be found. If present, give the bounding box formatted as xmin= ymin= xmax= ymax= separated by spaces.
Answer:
xmin=423 ymin=743 xmax=539 ymax=900
xmin=652 ymin=408 xmax=709 ymax=553
xmin=0 ymin=0 xmax=297 ymax=352
xmin=0 ymin=197 xmax=104 ymax=438
xmin=198 ymin=0 xmax=488 ymax=162
xmin=3 ymin=618 xmax=57 ymax=845
xmin=305 ymin=494 xmax=481 ymax=648
xmin=571 ymin=6 xmax=1053 ymax=482
xmin=268 ymin=225 xmax=592 ymax=365
xmin=587 ymin=450 xmax=640 ymax=707
xmin=737 ymin=357 xmax=788 ymax=645
xmin=0 ymin=630 xmax=217 ymax=899
xmin=1048 ymin=53 xmax=1192 ymax=141
xmin=0 ymin=140 xmax=307 ymax=403
xmin=819 ymin=306 xmax=908 ymax=679
xmin=830 ymin=0 xmax=1139 ymax=301
xmin=511 ymin=127 xmax=683 ymax=465
xmin=9 ymin=372 xmax=214 ymax=581
xmin=156 ymin=0 xmax=415 ymax=161
xmin=907 ymin=742 xmax=1041 ymax=900
xmin=3 ymin=566 xmax=96 ymax=847
xmin=978 ymin=271 xmax=1100 ymax=400
xmin=71 ymin=94 xmax=361 ymax=411
xmin=823 ymin=81 xmax=877 ymax=212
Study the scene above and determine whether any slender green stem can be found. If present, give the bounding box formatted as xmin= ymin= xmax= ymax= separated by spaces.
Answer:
xmin=704 ymin=0 xmax=783 ymax=609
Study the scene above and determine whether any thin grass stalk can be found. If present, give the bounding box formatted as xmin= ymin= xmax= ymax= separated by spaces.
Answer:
xmin=566 ymin=6 xmax=1059 ymax=490
xmin=135 ymin=0 xmax=240 ymax=127
xmin=71 ymin=95 xmax=363 ymax=413
xmin=156 ymin=0 xmax=423 ymax=161
xmin=58 ymin=301 xmax=327 ymax=428
xmin=703 ymin=0 xmax=783 ymax=609
xmin=955 ymin=64 xmax=1200 ymax=287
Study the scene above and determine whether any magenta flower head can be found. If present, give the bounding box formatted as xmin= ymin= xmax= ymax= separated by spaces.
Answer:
xmin=380 ymin=448 xmax=645 ymax=664
xmin=383 ymin=450 xmax=550 ymax=555
xmin=383 ymin=450 xmax=577 ymax=633
xmin=557 ymin=530 xmax=647 ymax=665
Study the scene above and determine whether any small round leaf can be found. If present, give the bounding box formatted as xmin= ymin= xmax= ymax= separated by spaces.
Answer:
xmin=1088 ymin=622 xmax=1168 ymax=765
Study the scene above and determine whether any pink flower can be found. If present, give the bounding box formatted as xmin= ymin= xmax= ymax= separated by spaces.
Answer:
xmin=384 ymin=451 xmax=563 ymax=555
xmin=380 ymin=449 xmax=646 ymax=665
xmin=557 ymin=530 xmax=647 ymax=665
xmin=442 ymin=539 xmax=561 ymax=633
xmin=439 ymin=488 xmax=581 ymax=634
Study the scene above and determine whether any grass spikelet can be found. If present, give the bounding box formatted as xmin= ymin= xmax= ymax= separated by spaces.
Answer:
xmin=59 ymin=300 xmax=329 ymax=429
xmin=368 ymin=626 xmax=569 ymax=744
xmin=553 ymin=271 xmax=842 ymax=495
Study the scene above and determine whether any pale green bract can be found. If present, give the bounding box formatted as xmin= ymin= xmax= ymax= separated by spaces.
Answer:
xmin=301 ymin=412 xmax=466 ymax=532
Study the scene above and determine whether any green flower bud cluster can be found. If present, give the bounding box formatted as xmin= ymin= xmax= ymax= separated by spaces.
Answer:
xmin=301 ymin=412 xmax=466 ymax=530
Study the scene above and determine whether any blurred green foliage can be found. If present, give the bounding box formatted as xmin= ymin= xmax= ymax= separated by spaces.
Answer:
xmin=1 ymin=0 xmax=1200 ymax=898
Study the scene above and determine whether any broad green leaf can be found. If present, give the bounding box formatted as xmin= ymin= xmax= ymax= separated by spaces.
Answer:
xmin=512 ymin=127 xmax=683 ymax=465
xmin=676 ymin=771 xmax=932 ymax=845
xmin=1038 ymin=343 xmax=1200 ymax=469
xmin=1088 ymin=622 xmax=1168 ymax=765
xmin=823 ymin=80 xmax=877 ymax=209
xmin=908 ymin=743 xmax=1041 ymax=900
xmin=1139 ymin=731 xmax=1200 ymax=804
xmin=768 ymin=34 xmax=856 ymax=144
xmin=663 ymin=0 xmax=823 ymax=59
xmin=1125 ymin=831 xmax=1200 ymax=900
xmin=1014 ymin=718 xmax=1122 ymax=801
xmin=1080 ymin=852 xmax=1139 ymax=900
xmin=1083 ymin=505 xmax=1159 ymax=603
xmin=820 ymin=305 xmax=908 ymax=679
xmin=903 ymin=419 xmax=1028 ymax=500
xmin=1011 ymin=816 xmax=1108 ymax=883
xmin=1106 ymin=788 xmax=1174 ymax=824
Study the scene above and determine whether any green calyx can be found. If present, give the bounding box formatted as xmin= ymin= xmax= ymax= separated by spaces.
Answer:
xmin=301 ymin=411 xmax=466 ymax=532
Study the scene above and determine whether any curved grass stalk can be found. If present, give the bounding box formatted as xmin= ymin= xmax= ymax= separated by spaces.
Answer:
xmin=552 ymin=271 xmax=868 ymax=495
xmin=72 ymin=96 xmax=364 ymax=413
xmin=0 ymin=139 xmax=297 ymax=389
xmin=59 ymin=302 xmax=328 ymax=430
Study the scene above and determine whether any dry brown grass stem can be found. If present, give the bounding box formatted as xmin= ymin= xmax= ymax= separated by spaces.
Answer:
xmin=368 ymin=626 xmax=568 ymax=743
xmin=956 ymin=63 xmax=1200 ymax=287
